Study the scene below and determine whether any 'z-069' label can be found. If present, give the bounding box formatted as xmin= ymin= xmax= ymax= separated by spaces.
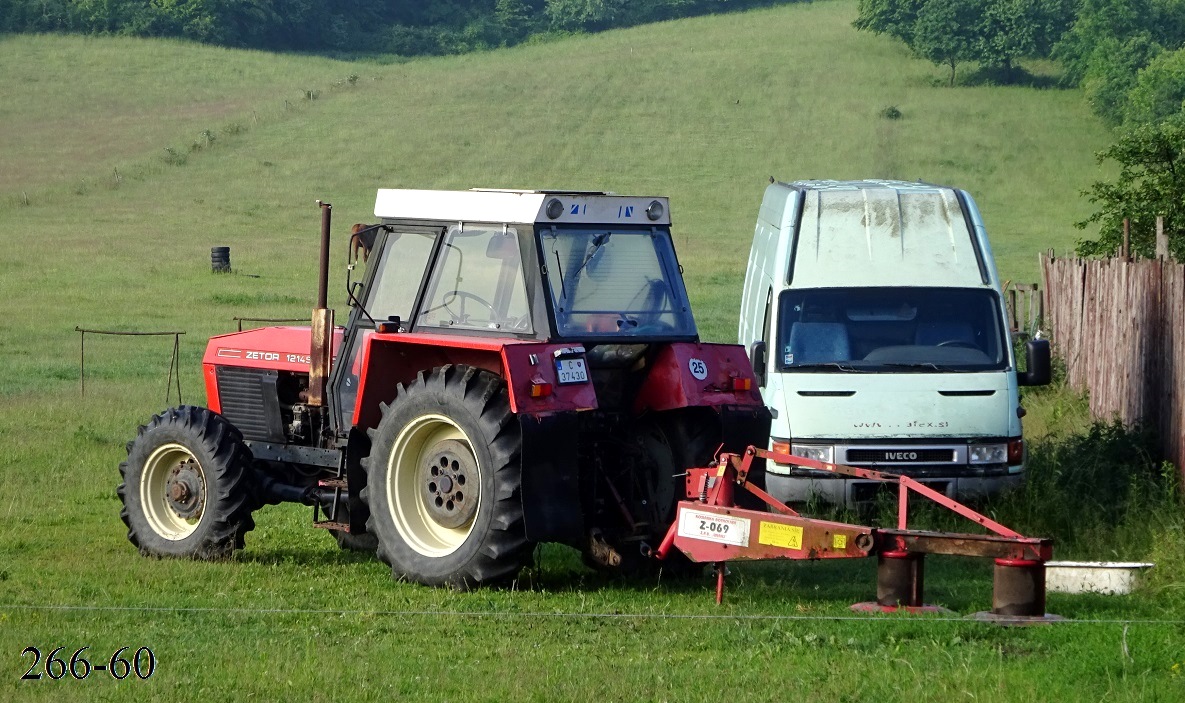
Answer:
xmin=677 ymin=509 xmax=750 ymax=547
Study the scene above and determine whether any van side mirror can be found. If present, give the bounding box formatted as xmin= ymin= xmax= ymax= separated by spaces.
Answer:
xmin=1018 ymin=338 xmax=1051 ymax=386
xmin=749 ymin=340 xmax=767 ymax=388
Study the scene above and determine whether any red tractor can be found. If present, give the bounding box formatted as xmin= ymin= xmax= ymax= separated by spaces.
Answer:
xmin=119 ymin=189 xmax=769 ymax=588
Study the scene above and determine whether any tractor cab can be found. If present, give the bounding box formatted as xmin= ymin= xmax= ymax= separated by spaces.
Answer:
xmin=329 ymin=189 xmax=699 ymax=432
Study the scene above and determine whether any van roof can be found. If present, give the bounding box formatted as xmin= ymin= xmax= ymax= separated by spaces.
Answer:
xmin=763 ymin=180 xmax=991 ymax=288
xmin=780 ymin=179 xmax=952 ymax=193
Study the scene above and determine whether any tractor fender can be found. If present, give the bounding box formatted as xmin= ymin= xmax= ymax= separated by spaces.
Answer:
xmin=632 ymin=342 xmax=764 ymax=415
xmin=351 ymin=333 xmax=598 ymax=430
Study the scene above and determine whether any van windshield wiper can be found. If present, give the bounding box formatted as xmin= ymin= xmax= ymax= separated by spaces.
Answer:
xmin=880 ymin=362 xmax=965 ymax=372
xmin=787 ymin=362 xmax=863 ymax=372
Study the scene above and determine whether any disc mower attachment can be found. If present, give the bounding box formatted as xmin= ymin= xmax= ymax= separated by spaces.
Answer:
xmin=653 ymin=446 xmax=1057 ymax=620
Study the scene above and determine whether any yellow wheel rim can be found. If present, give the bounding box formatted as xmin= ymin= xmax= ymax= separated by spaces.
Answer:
xmin=140 ymin=443 xmax=206 ymax=540
xmin=386 ymin=414 xmax=481 ymax=557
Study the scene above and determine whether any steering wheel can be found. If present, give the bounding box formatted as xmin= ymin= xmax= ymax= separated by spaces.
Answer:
xmin=442 ymin=290 xmax=497 ymax=323
xmin=936 ymin=340 xmax=978 ymax=349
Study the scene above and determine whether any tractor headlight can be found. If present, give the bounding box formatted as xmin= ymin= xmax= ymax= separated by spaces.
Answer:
xmin=969 ymin=443 xmax=1007 ymax=464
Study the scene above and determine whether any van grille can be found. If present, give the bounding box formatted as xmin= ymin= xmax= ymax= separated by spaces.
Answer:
xmin=845 ymin=448 xmax=956 ymax=464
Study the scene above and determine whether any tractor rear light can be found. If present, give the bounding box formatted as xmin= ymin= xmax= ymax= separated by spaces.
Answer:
xmin=730 ymin=376 xmax=752 ymax=391
xmin=1007 ymin=437 xmax=1024 ymax=465
xmin=529 ymin=381 xmax=553 ymax=398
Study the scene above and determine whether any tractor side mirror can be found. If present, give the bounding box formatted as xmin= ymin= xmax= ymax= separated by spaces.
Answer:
xmin=749 ymin=340 xmax=768 ymax=388
xmin=1018 ymin=338 xmax=1051 ymax=386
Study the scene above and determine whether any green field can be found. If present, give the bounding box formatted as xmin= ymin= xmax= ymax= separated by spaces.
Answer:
xmin=2 ymin=1 xmax=1181 ymax=701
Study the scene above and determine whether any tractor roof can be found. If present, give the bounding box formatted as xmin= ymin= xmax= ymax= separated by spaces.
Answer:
xmin=373 ymin=189 xmax=671 ymax=227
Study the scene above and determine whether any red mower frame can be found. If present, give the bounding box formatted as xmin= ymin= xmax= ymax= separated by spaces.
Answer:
xmin=652 ymin=446 xmax=1055 ymax=620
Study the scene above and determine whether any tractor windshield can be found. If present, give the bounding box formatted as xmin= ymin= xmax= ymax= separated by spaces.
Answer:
xmin=539 ymin=226 xmax=697 ymax=338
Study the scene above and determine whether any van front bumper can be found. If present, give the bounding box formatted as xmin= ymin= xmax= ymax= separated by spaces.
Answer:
xmin=764 ymin=470 xmax=1023 ymax=507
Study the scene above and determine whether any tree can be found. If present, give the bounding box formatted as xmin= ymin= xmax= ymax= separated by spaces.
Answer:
xmin=853 ymin=0 xmax=924 ymax=45
xmin=1124 ymin=47 xmax=1185 ymax=125
xmin=494 ymin=0 xmax=535 ymax=43
xmin=854 ymin=0 xmax=1074 ymax=84
xmin=1081 ymin=33 xmax=1162 ymax=126
xmin=911 ymin=0 xmax=978 ymax=86
xmin=1076 ymin=117 xmax=1185 ymax=258
xmin=545 ymin=0 xmax=626 ymax=32
xmin=974 ymin=0 xmax=1075 ymax=74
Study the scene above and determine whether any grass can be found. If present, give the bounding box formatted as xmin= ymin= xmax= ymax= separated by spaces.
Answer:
xmin=1 ymin=1 xmax=1179 ymax=701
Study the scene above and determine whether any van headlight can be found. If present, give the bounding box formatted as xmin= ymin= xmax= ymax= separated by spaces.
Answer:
xmin=791 ymin=445 xmax=838 ymax=474
xmin=969 ymin=443 xmax=1007 ymax=464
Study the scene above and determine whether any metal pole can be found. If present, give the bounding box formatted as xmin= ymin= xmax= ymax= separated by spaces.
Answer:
xmin=317 ymin=201 xmax=332 ymax=309
xmin=309 ymin=201 xmax=334 ymax=408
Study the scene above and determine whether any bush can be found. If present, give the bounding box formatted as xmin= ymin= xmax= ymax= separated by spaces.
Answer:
xmin=993 ymin=419 xmax=1182 ymax=556
xmin=1124 ymin=46 xmax=1185 ymax=125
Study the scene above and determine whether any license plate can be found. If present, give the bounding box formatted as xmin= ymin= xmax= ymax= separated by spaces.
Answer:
xmin=554 ymin=357 xmax=588 ymax=384
xmin=677 ymin=508 xmax=750 ymax=547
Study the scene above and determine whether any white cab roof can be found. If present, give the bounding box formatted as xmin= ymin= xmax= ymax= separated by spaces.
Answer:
xmin=374 ymin=189 xmax=670 ymax=226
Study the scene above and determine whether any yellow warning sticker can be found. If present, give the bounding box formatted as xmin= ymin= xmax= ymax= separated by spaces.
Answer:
xmin=833 ymin=533 xmax=848 ymax=550
xmin=758 ymin=522 xmax=803 ymax=550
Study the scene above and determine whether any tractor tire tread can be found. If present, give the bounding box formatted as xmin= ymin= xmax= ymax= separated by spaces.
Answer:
xmin=117 ymin=405 xmax=255 ymax=560
xmin=362 ymin=365 xmax=532 ymax=589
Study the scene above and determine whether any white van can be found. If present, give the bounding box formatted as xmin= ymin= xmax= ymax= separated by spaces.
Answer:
xmin=738 ymin=180 xmax=1050 ymax=506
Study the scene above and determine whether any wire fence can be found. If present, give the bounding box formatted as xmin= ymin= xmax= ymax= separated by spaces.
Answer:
xmin=3 ymin=602 xmax=1182 ymax=625
xmin=74 ymin=328 xmax=185 ymax=404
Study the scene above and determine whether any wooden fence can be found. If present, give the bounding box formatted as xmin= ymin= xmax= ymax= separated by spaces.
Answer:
xmin=1041 ymin=253 xmax=1185 ymax=473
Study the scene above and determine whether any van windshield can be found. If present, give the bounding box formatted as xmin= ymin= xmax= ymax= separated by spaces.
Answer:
xmin=539 ymin=226 xmax=697 ymax=338
xmin=776 ymin=287 xmax=1008 ymax=372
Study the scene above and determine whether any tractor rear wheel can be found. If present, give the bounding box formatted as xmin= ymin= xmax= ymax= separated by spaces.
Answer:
xmin=362 ymin=365 xmax=531 ymax=589
xmin=118 ymin=405 xmax=255 ymax=559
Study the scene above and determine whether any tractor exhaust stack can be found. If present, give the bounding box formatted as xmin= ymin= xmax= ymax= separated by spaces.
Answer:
xmin=308 ymin=200 xmax=334 ymax=407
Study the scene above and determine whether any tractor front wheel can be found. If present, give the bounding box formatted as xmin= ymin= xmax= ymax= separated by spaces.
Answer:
xmin=362 ymin=365 xmax=531 ymax=589
xmin=118 ymin=406 xmax=255 ymax=559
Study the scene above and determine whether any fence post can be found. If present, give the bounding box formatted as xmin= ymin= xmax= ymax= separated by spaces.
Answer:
xmin=1156 ymin=216 xmax=1167 ymax=260
xmin=1123 ymin=218 xmax=1131 ymax=260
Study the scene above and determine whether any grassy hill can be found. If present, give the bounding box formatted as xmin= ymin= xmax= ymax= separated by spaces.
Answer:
xmin=6 ymin=3 xmax=1179 ymax=702
xmin=2 ymin=2 xmax=1110 ymax=345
